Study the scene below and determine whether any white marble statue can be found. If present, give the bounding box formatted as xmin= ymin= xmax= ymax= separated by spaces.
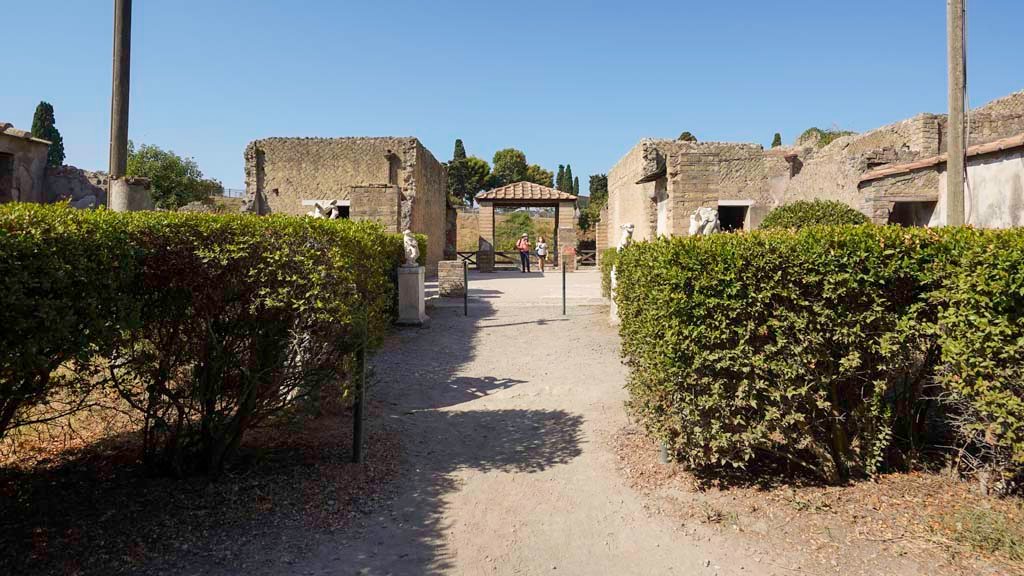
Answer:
xmin=617 ymin=223 xmax=635 ymax=251
xmin=402 ymin=229 xmax=420 ymax=268
xmin=307 ymin=200 xmax=345 ymax=219
xmin=688 ymin=207 xmax=721 ymax=236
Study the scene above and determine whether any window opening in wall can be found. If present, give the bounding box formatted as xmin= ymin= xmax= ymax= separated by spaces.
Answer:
xmin=386 ymin=151 xmax=401 ymax=186
xmin=718 ymin=205 xmax=748 ymax=232
xmin=888 ymin=201 xmax=936 ymax=227
xmin=0 ymin=153 xmax=14 ymax=203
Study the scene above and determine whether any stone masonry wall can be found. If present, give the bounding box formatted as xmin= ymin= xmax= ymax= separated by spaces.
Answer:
xmin=245 ymin=137 xmax=447 ymax=270
xmin=607 ymin=141 xmax=657 ymax=242
xmin=349 ymin=184 xmax=402 ymax=232
xmin=44 ymin=166 xmax=108 ymax=205
xmin=0 ymin=128 xmax=48 ymax=204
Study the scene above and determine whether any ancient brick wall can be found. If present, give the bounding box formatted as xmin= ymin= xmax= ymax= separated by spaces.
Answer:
xmin=607 ymin=141 xmax=657 ymax=242
xmin=349 ymin=185 xmax=401 ymax=232
xmin=244 ymin=136 xmax=447 ymax=270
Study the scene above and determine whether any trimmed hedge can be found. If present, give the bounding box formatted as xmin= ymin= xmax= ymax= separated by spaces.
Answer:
xmin=0 ymin=204 xmax=411 ymax=474
xmin=600 ymin=247 xmax=618 ymax=298
xmin=936 ymin=230 xmax=1024 ymax=483
xmin=616 ymin=226 xmax=1024 ymax=485
xmin=760 ymin=200 xmax=870 ymax=230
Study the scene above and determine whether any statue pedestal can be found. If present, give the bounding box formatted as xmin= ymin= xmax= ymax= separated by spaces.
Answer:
xmin=397 ymin=266 xmax=428 ymax=326
xmin=609 ymin=268 xmax=620 ymax=326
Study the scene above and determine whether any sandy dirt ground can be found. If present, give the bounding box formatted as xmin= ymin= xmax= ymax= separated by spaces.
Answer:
xmin=212 ymin=271 xmax=938 ymax=575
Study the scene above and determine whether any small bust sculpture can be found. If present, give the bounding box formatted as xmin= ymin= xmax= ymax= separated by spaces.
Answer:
xmin=688 ymin=207 xmax=721 ymax=236
xmin=618 ymin=223 xmax=635 ymax=251
xmin=402 ymin=229 xmax=420 ymax=267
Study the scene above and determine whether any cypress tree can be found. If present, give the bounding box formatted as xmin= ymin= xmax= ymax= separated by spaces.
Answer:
xmin=556 ymin=165 xmax=565 ymax=190
xmin=31 ymin=101 xmax=66 ymax=167
xmin=563 ymin=164 xmax=574 ymax=193
xmin=771 ymin=133 xmax=783 ymax=148
xmin=453 ymin=139 xmax=467 ymax=160
xmin=573 ymin=176 xmax=580 ymax=197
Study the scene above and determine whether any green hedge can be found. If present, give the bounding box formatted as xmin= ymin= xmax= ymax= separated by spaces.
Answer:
xmin=616 ymin=226 xmax=1024 ymax=486
xmin=600 ymin=248 xmax=618 ymax=298
xmin=760 ymin=200 xmax=870 ymax=230
xmin=0 ymin=205 xmax=409 ymax=474
xmin=936 ymin=230 xmax=1024 ymax=483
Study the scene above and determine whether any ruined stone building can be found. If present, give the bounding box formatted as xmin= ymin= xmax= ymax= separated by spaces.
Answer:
xmin=606 ymin=90 xmax=1024 ymax=243
xmin=0 ymin=123 xmax=50 ymax=204
xmin=0 ymin=122 xmax=107 ymax=207
xmin=243 ymin=137 xmax=450 ymax=270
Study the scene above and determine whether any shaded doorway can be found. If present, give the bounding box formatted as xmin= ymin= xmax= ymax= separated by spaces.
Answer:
xmin=888 ymin=201 xmax=936 ymax=227
xmin=718 ymin=205 xmax=748 ymax=232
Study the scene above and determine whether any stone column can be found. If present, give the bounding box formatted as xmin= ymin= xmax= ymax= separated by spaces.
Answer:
xmin=108 ymin=176 xmax=153 ymax=212
xmin=556 ymin=200 xmax=577 ymax=269
xmin=477 ymin=200 xmax=495 ymax=272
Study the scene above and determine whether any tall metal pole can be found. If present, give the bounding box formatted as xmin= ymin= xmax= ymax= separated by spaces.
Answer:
xmin=947 ymin=0 xmax=966 ymax=226
xmin=109 ymin=0 xmax=132 ymax=181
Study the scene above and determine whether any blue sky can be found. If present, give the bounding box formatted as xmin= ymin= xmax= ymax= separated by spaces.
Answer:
xmin=3 ymin=1 xmax=1022 ymax=193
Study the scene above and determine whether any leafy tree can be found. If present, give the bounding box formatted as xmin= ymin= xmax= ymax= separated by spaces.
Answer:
xmin=447 ymin=139 xmax=491 ymax=205
xmin=31 ymin=101 xmax=66 ymax=167
xmin=126 ymin=141 xmax=223 ymax=210
xmin=490 ymin=148 xmax=529 ymax=187
xmin=588 ymin=174 xmax=608 ymax=209
xmin=678 ymin=131 xmax=698 ymax=142
xmin=573 ymin=176 xmax=580 ymax=197
xmin=771 ymin=133 xmax=783 ymax=148
xmin=526 ymin=164 xmax=554 ymax=187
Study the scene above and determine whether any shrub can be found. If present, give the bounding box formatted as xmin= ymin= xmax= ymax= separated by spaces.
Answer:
xmin=760 ymin=200 xmax=870 ymax=230
xmin=0 ymin=205 xmax=409 ymax=475
xmin=600 ymin=248 xmax=618 ymax=298
xmin=0 ymin=204 xmax=139 ymax=440
xmin=615 ymin=226 xmax=940 ymax=483
xmin=936 ymin=229 xmax=1024 ymax=490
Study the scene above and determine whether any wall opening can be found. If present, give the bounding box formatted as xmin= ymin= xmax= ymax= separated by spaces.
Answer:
xmin=386 ymin=151 xmax=401 ymax=186
xmin=0 ymin=153 xmax=14 ymax=202
xmin=888 ymin=201 xmax=936 ymax=227
xmin=718 ymin=205 xmax=748 ymax=232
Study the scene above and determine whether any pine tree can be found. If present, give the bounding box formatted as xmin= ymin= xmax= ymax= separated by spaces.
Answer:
xmin=573 ymin=176 xmax=579 ymax=197
xmin=771 ymin=133 xmax=783 ymax=148
xmin=556 ymin=165 xmax=565 ymax=190
xmin=453 ymin=139 xmax=467 ymax=160
xmin=563 ymin=164 xmax=574 ymax=193
xmin=31 ymin=101 xmax=65 ymax=167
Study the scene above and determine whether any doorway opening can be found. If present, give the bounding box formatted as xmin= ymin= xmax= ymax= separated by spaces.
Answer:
xmin=888 ymin=201 xmax=936 ymax=227
xmin=0 ymin=153 xmax=14 ymax=203
xmin=718 ymin=205 xmax=748 ymax=232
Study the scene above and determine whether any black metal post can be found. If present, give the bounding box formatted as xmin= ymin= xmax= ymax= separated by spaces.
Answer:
xmin=351 ymin=333 xmax=367 ymax=463
xmin=463 ymin=260 xmax=468 ymax=317
xmin=562 ymin=259 xmax=567 ymax=316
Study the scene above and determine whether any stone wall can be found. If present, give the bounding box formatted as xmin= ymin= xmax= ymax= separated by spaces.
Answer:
xmin=607 ymin=141 xmax=657 ymax=241
xmin=0 ymin=125 xmax=49 ymax=204
xmin=349 ymin=184 xmax=401 ymax=232
xmin=44 ymin=166 xmax=108 ymax=206
xmin=244 ymin=137 xmax=448 ymax=269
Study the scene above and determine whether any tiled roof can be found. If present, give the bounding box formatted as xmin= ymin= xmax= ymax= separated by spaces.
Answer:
xmin=476 ymin=181 xmax=578 ymax=201
xmin=860 ymin=133 xmax=1024 ymax=183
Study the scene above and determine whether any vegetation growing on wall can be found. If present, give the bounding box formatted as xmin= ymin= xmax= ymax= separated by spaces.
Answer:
xmin=798 ymin=127 xmax=856 ymax=148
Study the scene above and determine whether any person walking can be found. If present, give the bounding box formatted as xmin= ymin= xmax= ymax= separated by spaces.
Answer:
xmin=535 ymin=236 xmax=548 ymax=273
xmin=516 ymin=233 xmax=532 ymax=273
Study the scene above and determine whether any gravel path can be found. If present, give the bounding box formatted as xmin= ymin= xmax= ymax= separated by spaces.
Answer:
xmin=273 ymin=272 xmax=790 ymax=575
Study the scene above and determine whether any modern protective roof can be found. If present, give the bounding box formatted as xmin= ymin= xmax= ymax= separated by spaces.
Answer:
xmin=476 ymin=181 xmax=578 ymax=202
